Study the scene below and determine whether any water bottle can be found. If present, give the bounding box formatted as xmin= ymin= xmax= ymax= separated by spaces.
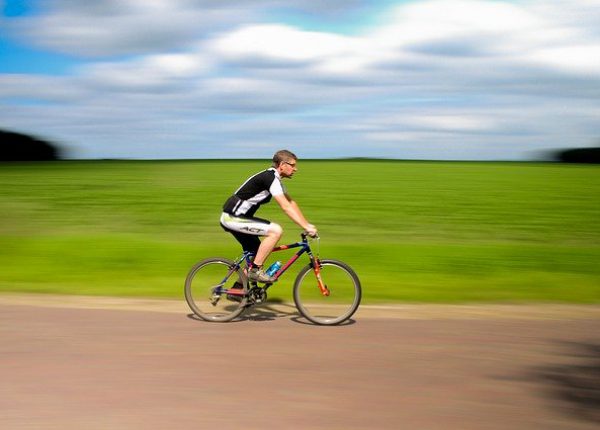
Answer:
xmin=265 ymin=261 xmax=282 ymax=276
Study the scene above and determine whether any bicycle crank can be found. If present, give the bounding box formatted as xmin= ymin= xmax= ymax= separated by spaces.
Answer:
xmin=247 ymin=286 xmax=267 ymax=305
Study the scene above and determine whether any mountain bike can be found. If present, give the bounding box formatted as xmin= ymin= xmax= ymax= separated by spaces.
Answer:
xmin=184 ymin=233 xmax=361 ymax=325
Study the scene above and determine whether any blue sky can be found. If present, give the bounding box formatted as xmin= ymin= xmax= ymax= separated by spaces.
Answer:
xmin=1 ymin=0 xmax=599 ymax=159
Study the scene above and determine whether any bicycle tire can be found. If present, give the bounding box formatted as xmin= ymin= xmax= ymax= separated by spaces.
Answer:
xmin=184 ymin=257 xmax=248 ymax=322
xmin=293 ymin=259 xmax=361 ymax=325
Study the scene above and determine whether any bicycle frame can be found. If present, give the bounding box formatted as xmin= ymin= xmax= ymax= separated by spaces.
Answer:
xmin=233 ymin=234 xmax=330 ymax=296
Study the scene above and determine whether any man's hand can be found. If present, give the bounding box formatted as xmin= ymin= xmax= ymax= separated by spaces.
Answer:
xmin=305 ymin=224 xmax=318 ymax=238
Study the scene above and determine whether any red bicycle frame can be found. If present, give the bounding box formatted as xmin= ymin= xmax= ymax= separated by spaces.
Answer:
xmin=241 ymin=233 xmax=329 ymax=296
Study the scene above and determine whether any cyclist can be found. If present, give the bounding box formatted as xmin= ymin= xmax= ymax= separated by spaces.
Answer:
xmin=220 ymin=149 xmax=318 ymax=283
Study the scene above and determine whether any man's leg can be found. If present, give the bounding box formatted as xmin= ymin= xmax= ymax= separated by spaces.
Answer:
xmin=220 ymin=213 xmax=283 ymax=283
xmin=252 ymin=223 xmax=282 ymax=267
xmin=246 ymin=223 xmax=282 ymax=283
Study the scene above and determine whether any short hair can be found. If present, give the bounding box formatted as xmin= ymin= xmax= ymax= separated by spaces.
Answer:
xmin=272 ymin=149 xmax=297 ymax=167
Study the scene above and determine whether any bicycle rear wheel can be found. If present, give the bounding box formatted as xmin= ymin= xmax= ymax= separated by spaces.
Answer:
xmin=184 ymin=257 xmax=248 ymax=322
xmin=293 ymin=259 xmax=361 ymax=325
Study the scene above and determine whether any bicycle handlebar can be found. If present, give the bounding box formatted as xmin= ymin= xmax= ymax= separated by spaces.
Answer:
xmin=301 ymin=231 xmax=319 ymax=240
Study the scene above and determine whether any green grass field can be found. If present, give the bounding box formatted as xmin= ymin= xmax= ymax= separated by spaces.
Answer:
xmin=1 ymin=160 xmax=598 ymax=303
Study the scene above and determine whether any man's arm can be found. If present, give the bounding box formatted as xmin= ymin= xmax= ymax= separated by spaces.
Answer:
xmin=274 ymin=193 xmax=317 ymax=235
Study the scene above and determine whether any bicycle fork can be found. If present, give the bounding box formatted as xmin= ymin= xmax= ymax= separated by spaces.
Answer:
xmin=311 ymin=257 xmax=330 ymax=296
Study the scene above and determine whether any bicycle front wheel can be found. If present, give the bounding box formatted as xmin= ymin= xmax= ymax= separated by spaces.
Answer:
xmin=293 ymin=259 xmax=361 ymax=325
xmin=184 ymin=257 xmax=248 ymax=322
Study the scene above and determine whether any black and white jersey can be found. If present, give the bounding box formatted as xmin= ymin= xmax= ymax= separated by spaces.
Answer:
xmin=222 ymin=168 xmax=285 ymax=217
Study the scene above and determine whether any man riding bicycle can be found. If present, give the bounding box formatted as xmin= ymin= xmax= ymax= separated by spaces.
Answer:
xmin=220 ymin=150 xmax=318 ymax=283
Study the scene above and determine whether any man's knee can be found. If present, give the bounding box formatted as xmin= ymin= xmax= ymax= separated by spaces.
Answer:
xmin=269 ymin=223 xmax=283 ymax=237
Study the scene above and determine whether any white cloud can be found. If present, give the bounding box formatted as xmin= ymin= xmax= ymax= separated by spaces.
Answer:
xmin=202 ymin=0 xmax=600 ymax=87
xmin=375 ymin=0 xmax=543 ymax=49
xmin=0 ymin=74 xmax=88 ymax=101
xmin=6 ymin=1 xmax=256 ymax=56
xmin=527 ymin=45 xmax=600 ymax=75
xmin=79 ymin=52 xmax=212 ymax=91
xmin=4 ymin=0 xmax=367 ymax=57
xmin=1 ymin=0 xmax=599 ymax=159
xmin=400 ymin=115 xmax=497 ymax=133
xmin=211 ymin=24 xmax=354 ymax=63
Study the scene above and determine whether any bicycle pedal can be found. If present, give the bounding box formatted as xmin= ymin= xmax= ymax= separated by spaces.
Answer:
xmin=210 ymin=293 xmax=221 ymax=306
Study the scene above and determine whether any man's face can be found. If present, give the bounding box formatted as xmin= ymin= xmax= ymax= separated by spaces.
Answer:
xmin=279 ymin=158 xmax=298 ymax=178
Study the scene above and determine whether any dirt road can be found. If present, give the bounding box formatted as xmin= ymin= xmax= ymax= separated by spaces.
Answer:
xmin=1 ymin=296 xmax=599 ymax=429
